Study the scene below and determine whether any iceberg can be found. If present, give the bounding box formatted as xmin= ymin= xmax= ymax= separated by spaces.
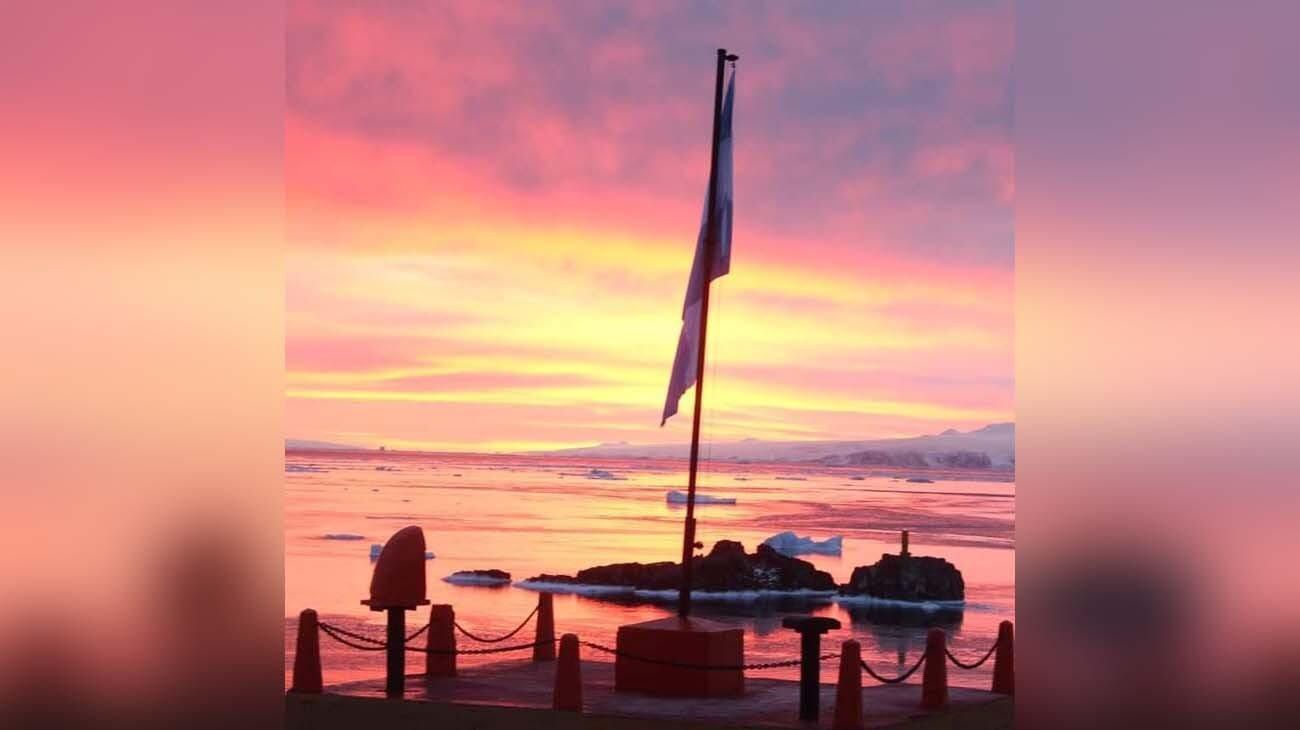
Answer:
xmin=666 ymin=490 xmax=736 ymax=505
xmin=762 ymin=531 xmax=843 ymax=556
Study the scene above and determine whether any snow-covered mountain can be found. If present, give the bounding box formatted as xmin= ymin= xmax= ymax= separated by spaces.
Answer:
xmin=538 ymin=423 xmax=1015 ymax=469
xmin=285 ymin=438 xmax=365 ymax=451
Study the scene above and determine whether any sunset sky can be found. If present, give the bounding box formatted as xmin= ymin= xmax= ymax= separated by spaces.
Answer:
xmin=285 ymin=0 xmax=1013 ymax=452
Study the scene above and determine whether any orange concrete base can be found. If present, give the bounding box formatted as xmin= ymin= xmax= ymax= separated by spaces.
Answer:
xmin=614 ymin=617 xmax=744 ymax=697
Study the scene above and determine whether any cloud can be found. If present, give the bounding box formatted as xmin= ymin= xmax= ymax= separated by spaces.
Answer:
xmin=285 ymin=0 xmax=1014 ymax=450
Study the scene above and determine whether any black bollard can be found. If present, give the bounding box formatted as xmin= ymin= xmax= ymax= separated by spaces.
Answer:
xmin=781 ymin=615 xmax=842 ymax=722
xmin=386 ymin=607 xmax=405 ymax=697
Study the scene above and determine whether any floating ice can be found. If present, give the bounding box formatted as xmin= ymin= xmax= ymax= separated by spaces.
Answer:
xmin=322 ymin=533 xmax=365 ymax=541
xmin=443 ymin=570 xmax=511 ymax=586
xmin=586 ymin=468 xmax=625 ymax=480
xmin=833 ymin=594 xmax=965 ymax=612
xmin=762 ymin=531 xmax=843 ymax=556
xmin=286 ymin=463 xmax=326 ymax=473
xmin=370 ymin=543 xmax=434 ymax=560
xmin=514 ymin=580 xmax=835 ymax=603
xmin=514 ymin=581 xmax=630 ymax=597
xmin=665 ymin=490 xmax=736 ymax=505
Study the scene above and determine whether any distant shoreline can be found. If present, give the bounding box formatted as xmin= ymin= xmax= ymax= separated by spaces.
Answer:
xmin=285 ymin=422 xmax=1015 ymax=476
xmin=283 ymin=447 xmax=1015 ymax=482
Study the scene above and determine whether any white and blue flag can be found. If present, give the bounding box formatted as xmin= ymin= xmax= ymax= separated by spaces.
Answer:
xmin=662 ymin=71 xmax=735 ymax=426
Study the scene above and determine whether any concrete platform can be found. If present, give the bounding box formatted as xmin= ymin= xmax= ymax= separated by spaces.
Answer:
xmin=286 ymin=657 xmax=1012 ymax=729
xmin=615 ymin=616 xmax=744 ymax=697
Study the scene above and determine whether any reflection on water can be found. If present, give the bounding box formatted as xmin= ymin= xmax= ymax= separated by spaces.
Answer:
xmin=285 ymin=450 xmax=1013 ymax=689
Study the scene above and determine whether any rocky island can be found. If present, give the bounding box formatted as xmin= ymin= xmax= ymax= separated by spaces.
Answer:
xmin=443 ymin=569 xmax=512 ymax=586
xmin=839 ymin=553 xmax=964 ymax=602
xmin=520 ymin=540 xmax=837 ymax=595
xmin=516 ymin=535 xmax=965 ymax=607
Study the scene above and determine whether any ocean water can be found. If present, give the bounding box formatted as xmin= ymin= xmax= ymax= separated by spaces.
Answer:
xmin=285 ymin=450 xmax=1014 ymax=689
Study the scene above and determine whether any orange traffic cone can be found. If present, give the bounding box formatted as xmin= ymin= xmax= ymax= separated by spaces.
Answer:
xmin=833 ymin=639 xmax=864 ymax=730
xmin=991 ymin=620 xmax=1014 ymax=695
xmin=553 ymin=633 xmax=582 ymax=711
xmin=290 ymin=609 xmax=322 ymax=693
xmin=426 ymin=604 xmax=456 ymax=677
xmin=533 ymin=592 xmax=556 ymax=662
xmin=920 ymin=628 xmax=948 ymax=710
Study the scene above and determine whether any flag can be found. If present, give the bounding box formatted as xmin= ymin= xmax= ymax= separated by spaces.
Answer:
xmin=662 ymin=71 xmax=735 ymax=426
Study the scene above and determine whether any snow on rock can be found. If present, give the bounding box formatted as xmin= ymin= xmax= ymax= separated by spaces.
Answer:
xmin=762 ymin=531 xmax=843 ymax=556
xmin=666 ymin=490 xmax=736 ymax=505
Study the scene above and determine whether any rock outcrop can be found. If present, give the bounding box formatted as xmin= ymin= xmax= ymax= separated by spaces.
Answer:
xmin=525 ymin=540 xmax=836 ymax=592
xmin=443 ymin=569 xmax=511 ymax=585
xmin=840 ymin=553 xmax=964 ymax=602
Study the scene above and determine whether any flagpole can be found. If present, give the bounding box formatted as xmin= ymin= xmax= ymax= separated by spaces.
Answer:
xmin=679 ymin=47 xmax=736 ymax=619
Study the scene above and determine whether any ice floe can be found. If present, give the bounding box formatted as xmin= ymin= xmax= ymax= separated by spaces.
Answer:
xmin=286 ymin=463 xmax=327 ymax=473
xmin=370 ymin=544 xmax=435 ymax=560
xmin=514 ymin=580 xmax=836 ymax=603
xmin=586 ymin=468 xmax=626 ymax=480
xmin=833 ymin=594 xmax=965 ymax=612
xmin=665 ymin=490 xmax=736 ymax=505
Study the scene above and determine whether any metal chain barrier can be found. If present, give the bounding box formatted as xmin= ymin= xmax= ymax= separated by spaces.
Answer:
xmin=319 ymin=623 xmax=388 ymax=652
xmin=405 ymin=622 xmax=429 ymax=643
xmin=860 ymin=654 xmax=926 ymax=684
xmin=319 ymin=621 xmax=554 ymax=657
xmin=580 ymin=640 xmax=837 ymax=671
xmin=318 ymin=620 xmax=427 ymax=647
xmin=412 ymin=639 xmax=555 ymax=656
xmin=454 ymin=603 xmax=539 ymax=643
xmin=945 ymin=638 xmax=999 ymax=670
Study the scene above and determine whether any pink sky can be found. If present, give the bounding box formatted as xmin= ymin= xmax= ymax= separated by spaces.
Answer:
xmin=286 ymin=0 xmax=1013 ymax=452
